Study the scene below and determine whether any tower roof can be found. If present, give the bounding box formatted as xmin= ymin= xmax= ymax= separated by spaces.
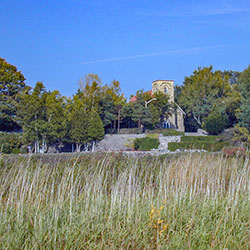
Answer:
xmin=152 ymin=80 xmax=174 ymax=82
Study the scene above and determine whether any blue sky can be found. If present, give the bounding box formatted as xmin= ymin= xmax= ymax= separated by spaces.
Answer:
xmin=1 ymin=0 xmax=250 ymax=98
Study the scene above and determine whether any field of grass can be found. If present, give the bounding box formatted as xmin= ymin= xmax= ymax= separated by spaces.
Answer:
xmin=0 ymin=153 xmax=249 ymax=249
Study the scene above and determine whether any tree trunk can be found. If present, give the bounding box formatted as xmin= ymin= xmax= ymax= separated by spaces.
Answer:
xmin=117 ymin=110 xmax=121 ymax=134
xmin=92 ymin=140 xmax=95 ymax=152
xmin=35 ymin=140 xmax=40 ymax=153
xmin=113 ymin=120 xmax=116 ymax=132
xmin=193 ymin=114 xmax=202 ymax=126
xmin=41 ymin=136 xmax=47 ymax=153
xmin=76 ymin=143 xmax=81 ymax=152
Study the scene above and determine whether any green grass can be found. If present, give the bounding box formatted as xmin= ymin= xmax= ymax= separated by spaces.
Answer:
xmin=181 ymin=135 xmax=220 ymax=142
xmin=0 ymin=153 xmax=249 ymax=249
xmin=146 ymin=128 xmax=185 ymax=136
xmin=162 ymin=129 xmax=185 ymax=136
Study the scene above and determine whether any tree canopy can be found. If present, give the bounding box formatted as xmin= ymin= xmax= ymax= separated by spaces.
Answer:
xmin=237 ymin=65 xmax=250 ymax=130
xmin=178 ymin=66 xmax=231 ymax=127
xmin=0 ymin=57 xmax=27 ymax=131
xmin=1 ymin=56 xmax=249 ymax=152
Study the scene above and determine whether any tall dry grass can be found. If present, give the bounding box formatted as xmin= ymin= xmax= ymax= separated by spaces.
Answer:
xmin=0 ymin=153 xmax=249 ymax=249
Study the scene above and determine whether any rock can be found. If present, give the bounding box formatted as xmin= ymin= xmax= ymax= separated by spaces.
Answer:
xmin=197 ymin=129 xmax=208 ymax=135
xmin=47 ymin=146 xmax=57 ymax=153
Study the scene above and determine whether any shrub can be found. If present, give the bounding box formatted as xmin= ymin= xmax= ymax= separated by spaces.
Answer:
xmin=0 ymin=132 xmax=23 ymax=154
xmin=202 ymin=110 xmax=229 ymax=135
xmin=134 ymin=137 xmax=160 ymax=151
xmin=222 ymin=147 xmax=246 ymax=158
xmin=219 ymin=126 xmax=250 ymax=148
xmin=11 ymin=148 xmax=21 ymax=154
xmin=168 ymin=141 xmax=229 ymax=152
xmin=181 ymin=136 xmax=220 ymax=142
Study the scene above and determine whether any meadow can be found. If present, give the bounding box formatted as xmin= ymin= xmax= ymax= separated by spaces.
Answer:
xmin=0 ymin=153 xmax=249 ymax=249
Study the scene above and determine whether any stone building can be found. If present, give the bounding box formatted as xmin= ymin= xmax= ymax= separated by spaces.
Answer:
xmin=130 ymin=80 xmax=185 ymax=131
xmin=152 ymin=80 xmax=185 ymax=131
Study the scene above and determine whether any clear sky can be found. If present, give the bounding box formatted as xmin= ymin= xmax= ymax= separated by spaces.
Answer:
xmin=1 ymin=0 xmax=250 ymax=99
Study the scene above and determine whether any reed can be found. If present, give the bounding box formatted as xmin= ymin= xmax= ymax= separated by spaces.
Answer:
xmin=0 ymin=153 xmax=249 ymax=249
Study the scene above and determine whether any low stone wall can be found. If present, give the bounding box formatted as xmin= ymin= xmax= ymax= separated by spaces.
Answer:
xmin=158 ymin=135 xmax=181 ymax=150
xmin=96 ymin=134 xmax=182 ymax=152
xmin=95 ymin=134 xmax=145 ymax=151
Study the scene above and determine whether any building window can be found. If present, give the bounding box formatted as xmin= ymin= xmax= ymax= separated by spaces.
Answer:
xmin=164 ymin=87 xmax=168 ymax=93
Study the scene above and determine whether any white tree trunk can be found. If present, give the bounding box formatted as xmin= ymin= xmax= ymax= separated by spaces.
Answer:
xmin=76 ymin=143 xmax=82 ymax=152
xmin=91 ymin=141 xmax=95 ymax=152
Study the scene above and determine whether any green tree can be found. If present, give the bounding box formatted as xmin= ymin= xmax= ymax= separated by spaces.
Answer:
xmin=108 ymin=80 xmax=126 ymax=132
xmin=149 ymin=104 xmax=160 ymax=128
xmin=178 ymin=66 xmax=231 ymax=127
xmin=99 ymin=93 xmax=116 ymax=128
xmin=153 ymin=91 xmax=172 ymax=125
xmin=202 ymin=109 xmax=229 ymax=135
xmin=236 ymin=65 xmax=250 ymax=130
xmin=87 ymin=109 xmax=104 ymax=151
xmin=212 ymin=89 xmax=241 ymax=127
xmin=17 ymin=82 xmax=47 ymax=153
xmin=67 ymin=95 xmax=89 ymax=152
xmin=99 ymin=79 xmax=125 ymax=132
xmin=0 ymin=57 xmax=27 ymax=131
xmin=131 ymin=90 xmax=152 ymax=129
xmin=45 ymin=90 xmax=67 ymax=151
xmin=79 ymin=73 xmax=102 ymax=111
xmin=120 ymin=102 xmax=134 ymax=129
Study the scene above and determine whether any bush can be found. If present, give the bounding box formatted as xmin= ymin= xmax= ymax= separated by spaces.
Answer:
xmin=181 ymin=136 xmax=220 ymax=142
xmin=11 ymin=148 xmax=21 ymax=154
xmin=0 ymin=132 xmax=23 ymax=154
xmin=202 ymin=110 xmax=229 ymax=135
xmin=222 ymin=147 xmax=246 ymax=158
xmin=134 ymin=137 xmax=160 ymax=151
xmin=168 ymin=141 xmax=229 ymax=152
xmin=218 ymin=126 xmax=250 ymax=148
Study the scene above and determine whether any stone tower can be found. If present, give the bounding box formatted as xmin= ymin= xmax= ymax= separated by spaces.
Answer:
xmin=152 ymin=80 xmax=185 ymax=131
xmin=152 ymin=80 xmax=174 ymax=103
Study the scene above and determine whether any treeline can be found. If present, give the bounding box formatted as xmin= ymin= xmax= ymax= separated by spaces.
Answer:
xmin=0 ymin=57 xmax=174 ymax=152
xmin=175 ymin=66 xmax=250 ymax=135
xmin=0 ymin=57 xmax=249 ymax=153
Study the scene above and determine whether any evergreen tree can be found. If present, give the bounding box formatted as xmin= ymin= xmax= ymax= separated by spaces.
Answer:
xmin=68 ymin=95 xmax=89 ymax=152
xmin=87 ymin=109 xmax=104 ymax=151
xmin=45 ymin=90 xmax=67 ymax=151
xmin=17 ymin=82 xmax=47 ymax=153
xmin=99 ymin=92 xmax=116 ymax=128
xmin=130 ymin=90 xmax=152 ymax=128
xmin=237 ymin=65 xmax=250 ymax=130
xmin=149 ymin=104 xmax=160 ymax=128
